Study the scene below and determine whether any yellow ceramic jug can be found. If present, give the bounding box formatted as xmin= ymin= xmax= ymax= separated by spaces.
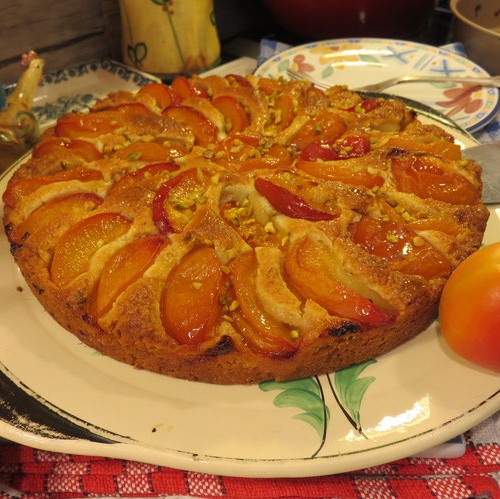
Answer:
xmin=119 ymin=0 xmax=221 ymax=78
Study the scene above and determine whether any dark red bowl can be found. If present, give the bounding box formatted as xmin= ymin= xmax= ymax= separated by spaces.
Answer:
xmin=262 ymin=0 xmax=436 ymax=40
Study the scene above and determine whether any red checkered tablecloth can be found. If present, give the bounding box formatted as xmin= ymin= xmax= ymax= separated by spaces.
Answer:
xmin=0 ymin=412 xmax=498 ymax=499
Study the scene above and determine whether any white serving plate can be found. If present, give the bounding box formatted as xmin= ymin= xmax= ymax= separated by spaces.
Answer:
xmin=0 ymin=60 xmax=498 ymax=479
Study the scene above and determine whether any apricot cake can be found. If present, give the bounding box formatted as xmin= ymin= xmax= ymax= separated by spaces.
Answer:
xmin=2 ymin=74 xmax=489 ymax=384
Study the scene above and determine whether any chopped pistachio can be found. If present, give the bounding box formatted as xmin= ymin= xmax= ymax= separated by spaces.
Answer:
xmin=290 ymin=329 xmax=300 ymax=339
xmin=127 ymin=151 xmax=143 ymax=161
xmin=242 ymin=217 xmax=256 ymax=226
xmin=264 ymin=221 xmax=276 ymax=234
xmin=412 ymin=236 xmax=425 ymax=247
xmin=402 ymin=211 xmax=412 ymax=222
xmin=225 ymin=248 xmax=237 ymax=260
xmin=192 ymin=282 xmax=203 ymax=290
xmin=228 ymin=300 xmax=240 ymax=312
xmin=386 ymin=232 xmax=399 ymax=243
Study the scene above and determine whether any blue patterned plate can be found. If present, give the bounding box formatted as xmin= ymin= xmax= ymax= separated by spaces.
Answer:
xmin=28 ymin=59 xmax=158 ymax=127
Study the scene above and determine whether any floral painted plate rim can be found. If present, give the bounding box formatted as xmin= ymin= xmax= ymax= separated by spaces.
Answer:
xmin=0 ymin=68 xmax=499 ymax=479
xmin=6 ymin=58 xmax=158 ymax=128
xmin=255 ymin=37 xmax=500 ymax=134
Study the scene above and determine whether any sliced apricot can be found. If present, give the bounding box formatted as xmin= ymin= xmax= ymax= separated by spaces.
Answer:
xmin=50 ymin=213 xmax=132 ymax=287
xmin=33 ymin=138 xmax=103 ymax=161
xmin=212 ymin=95 xmax=250 ymax=134
xmin=212 ymin=135 xmax=261 ymax=168
xmin=9 ymin=193 xmax=103 ymax=245
xmin=388 ymin=137 xmax=461 ymax=160
xmin=391 ymin=155 xmax=480 ymax=205
xmin=162 ymin=106 xmax=217 ymax=146
xmin=95 ymin=235 xmax=166 ymax=315
xmin=289 ymin=111 xmax=346 ymax=150
xmin=257 ymin=77 xmax=285 ymax=95
xmin=350 ymin=215 xmax=451 ymax=279
xmin=284 ymin=236 xmax=394 ymax=326
xmin=152 ymin=168 xmax=207 ymax=235
xmin=3 ymin=168 xmax=103 ymax=207
xmin=162 ymin=246 xmax=223 ymax=345
xmin=274 ymin=93 xmax=295 ymax=130
xmin=138 ymin=82 xmax=179 ymax=109
xmin=171 ymin=76 xmax=197 ymax=100
xmin=55 ymin=113 xmax=118 ymax=138
xmin=255 ymin=178 xmax=337 ymax=221
xmin=55 ymin=103 xmax=149 ymax=138
xmin=230 ymin=251 xmax=298 ymax=357
xmin=238 ymin=143 xmax=293 ymax=172
xmin=111 ymin=140 xmax=188 ymax=162
xmin=296 ymin=160 xmax=384 ymax=189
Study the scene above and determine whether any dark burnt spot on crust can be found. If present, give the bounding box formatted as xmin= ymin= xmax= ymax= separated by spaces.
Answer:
xmin=4 ymin=224 xmax=12 ymax=234
xmin=10 ymin=242 xmax=22 ymax=254
xmin=31 ymin=283 xmax=45 ymax=295
xmin=203 ymin=335 xmax=234 ymax=357
xmin=328 ymin=321 xmax=361 ymax=337
xmin=82 ymin=313 xmax=99 ymax=328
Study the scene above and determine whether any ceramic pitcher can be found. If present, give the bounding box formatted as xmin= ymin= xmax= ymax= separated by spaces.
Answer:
xmin=119 ymin=0 xmax=221 ymax=78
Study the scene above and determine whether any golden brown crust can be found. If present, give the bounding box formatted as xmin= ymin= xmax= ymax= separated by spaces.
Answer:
xmin=3 ymin=76 xmax=489 ymax=384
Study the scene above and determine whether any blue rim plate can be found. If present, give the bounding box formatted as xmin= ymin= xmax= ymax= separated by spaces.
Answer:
xmin=255 ymin=37 xmax=500 ymax=134
xmin=4 ymin=59 xmax=158 ymax=129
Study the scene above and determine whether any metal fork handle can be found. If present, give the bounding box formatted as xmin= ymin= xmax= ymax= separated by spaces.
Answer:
xmin=286 ymin=68 xmax=332 ymax=90
xmin=286 ymin=68 xmax=500 ymax=92
xmin=357 ymin=74 xmax=500 ymax=92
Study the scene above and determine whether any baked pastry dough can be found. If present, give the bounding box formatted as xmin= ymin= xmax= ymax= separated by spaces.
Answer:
xmin=3 ymin=75 xmax=489 ymax=384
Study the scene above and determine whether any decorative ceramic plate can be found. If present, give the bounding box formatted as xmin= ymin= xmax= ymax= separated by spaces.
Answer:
xmin=254 ymin=38 xmax=500 ymax=134
xmin=23 ymin=59 xmax=158 ymax=128
xmin=0 ymin=66 xmax=499 ymax=479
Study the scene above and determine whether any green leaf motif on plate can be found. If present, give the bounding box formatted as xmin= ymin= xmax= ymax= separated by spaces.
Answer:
xmin=260 ymin=377 xmax=329 ymax=440
xmin=359 ymin=54 xmax=383 ymax=66
xmin=277 ymin=59 xmax=290 ymax=74
xmin=321 ymin=65 xmax=334 ymax=79
xmin=333 ymin=358 xmax=376 ymax=432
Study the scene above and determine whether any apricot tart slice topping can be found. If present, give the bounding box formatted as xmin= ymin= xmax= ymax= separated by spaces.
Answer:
xmin=391 ymin=154 xmax=480 ymax=205
xmin=162 ymin=106 xmax=217 ymax=146
xmin=3 ymin=168 xmax=103 ymax=207
xmin=50 ymin=213 xmax=132 ymax=287
xmin=33 ymin=138 xmax=104 ymax=161
xmin=254 ymin=177 xmax=338 ymax=221
xmin=350 ymin=215 xmax=451 ymax=279
xmin=162 ymin=245 xmax=223 ymax=345
xmin=138 ymin=82 xmax=180 ymax=109
xmin=153 ymin=168 xmax=207 ymax=235
xmin=111 ymin=140 xmax=189 ymax=162
xmin=95 ymin=235 xmax=167 ymax=316
xmin=229 ymin=251 xmax=298 ymax=358
xmin=284 ymin=236 xmax=394 ymax=326
xmin=212 ymin=95 xmax=250 ymax=134
xmin=9 ymin=193 xmax=103 ymax=246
